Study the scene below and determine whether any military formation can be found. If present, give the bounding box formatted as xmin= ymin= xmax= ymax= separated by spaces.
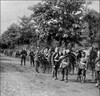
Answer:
xmin=1 ymin=46 xmax=100 ymax=88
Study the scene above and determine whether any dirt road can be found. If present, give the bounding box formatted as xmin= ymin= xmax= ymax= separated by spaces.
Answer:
xmin=0 ymin=54 xmax=99 ymax=96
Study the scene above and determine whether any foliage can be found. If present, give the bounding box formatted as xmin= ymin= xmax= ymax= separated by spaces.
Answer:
xmin=83 ymin=10 xmax=100 ymax=46
xmin=18 ymin=15 xmax=37 ymax=44
xmin=1 ymin=23 xmax=21 ymax=48
xmin=0 ymin=0 xmax=99 ymax=50
xmin=29 ymin=0 xmax=90 ymax=48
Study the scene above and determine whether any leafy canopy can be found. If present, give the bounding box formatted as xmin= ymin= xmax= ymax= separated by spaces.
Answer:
xmin=29 ymin=0 xmax=90 ymax=48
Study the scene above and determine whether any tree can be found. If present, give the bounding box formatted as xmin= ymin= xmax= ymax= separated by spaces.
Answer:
xmin=1 ymin=23 xmax=21 ymax=48
xmin=29 ymin=0 xmax=91 ymax=49
xmin=19 ymin=15 xmax=37 ymax=45
xmin=84 ymin=10 xmax=100 ymax=47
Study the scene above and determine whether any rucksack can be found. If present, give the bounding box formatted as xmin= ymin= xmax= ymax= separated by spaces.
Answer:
xmin=60 ymin=56 xmax=69 ymax=68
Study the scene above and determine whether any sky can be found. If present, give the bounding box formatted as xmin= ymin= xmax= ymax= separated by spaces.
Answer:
xmin=1 ymin=0 xmax=100 ymax=35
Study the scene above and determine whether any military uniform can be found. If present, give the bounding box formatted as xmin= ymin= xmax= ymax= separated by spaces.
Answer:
xmin=95 ymin=58 xmax=100 ymax=87
xmin=29 ymin=51 xmax=35 ymax=66
xmin=77 ymin=56 xmax=87 ymax=82
xmin=51 ymin=52 xmax=60 ymax=79
xmin=60 ymin=55 xmax=69 ymax=82
xmin=34 ymin=50 xmax=40 ymax=73
xmin=20 ymin=49 xmax=27 ymax=66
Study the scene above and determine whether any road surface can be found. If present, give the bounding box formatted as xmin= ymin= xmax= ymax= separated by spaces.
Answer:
xmin=0 ymin=54 xmax=99 ymax=96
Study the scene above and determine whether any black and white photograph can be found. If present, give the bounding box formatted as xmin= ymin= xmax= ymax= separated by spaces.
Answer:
xmin=0 ymin=0 xmax=100 ymax=96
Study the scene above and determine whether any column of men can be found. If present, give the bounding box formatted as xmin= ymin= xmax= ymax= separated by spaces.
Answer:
xmin=19 ymin=47 xmax=100 ymax=88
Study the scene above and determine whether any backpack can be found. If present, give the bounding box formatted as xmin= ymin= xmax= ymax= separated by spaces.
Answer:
xmin=60 ymin=56 xmax=69 ymax=68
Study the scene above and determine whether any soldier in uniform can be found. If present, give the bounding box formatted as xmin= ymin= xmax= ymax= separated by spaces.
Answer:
xmin=59 ymin=50 xmax=69 ymax=82
xmin=51 ymin=47 xmax=60 ymax=80
xmin=34 ymin=48 xmax=40 ymax=73
xmin=95 ymin=50 xmax=100 ymax=88
xmin=20 ymin=48 xmax=27 ymax=66
xmin=29 ymin=50 xmax=35 ymax=66
xmin=77 ymin=52 xmax=87 ymax=83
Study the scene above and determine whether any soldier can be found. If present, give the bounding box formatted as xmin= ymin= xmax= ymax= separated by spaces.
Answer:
xmin=68 ymin=51 xmax=76 ymax=74
xmin=51 ymin=47 xmax=60 ymax=80
xmin=20 ymin=48 xmax=27 ymax=66
xmin=59 ymin=53 xmax=69 ymax=82
xmin=29 ymin=50 xmax=35 ymax=66
xmin=34 ymin=48 xmax=40 ymax=73
xmin=95 ymin=50 xmax=100 ymax=88
xmin=89 ymin=47 xmax=98 ymax=78
xmin=77 ymin=52 xmax=87 ymax=83
xmin=77 ymin=50 xmax=83 ymax=62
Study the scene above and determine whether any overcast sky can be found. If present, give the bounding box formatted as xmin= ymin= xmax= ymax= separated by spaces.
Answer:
xmin=1 ymin=0 xmax=100 ymax=35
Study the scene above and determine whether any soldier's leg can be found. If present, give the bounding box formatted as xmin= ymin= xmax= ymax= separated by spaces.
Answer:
xmin=30 ymin=58 xmax=32 ymax=66
xmin=21 ymin=57 xmax=23 ymax=66
xmin=43 ymin=63 xmax=46 ymax=73
xmin=61 ymin=68 xmax=65 ymax=81
xmin=32 ymin=59 xmax=34 ymax=66
xmin=35 ymin=61 xmax=39 ymax=73
xmin=82 ymin=69 xmax=86 ymax=83
xmin=24 ymin=57 xmax=26 ymax=66
xmin=72 ymin=62 xmax=75 ymax=74
xmin=77 ymin=68 xmax=82 ymax=81
xmin=52 ymin=66 xmax=55 ymax=78
xmin=95 ymin=71 xmax=100 ymax=87
xmin=54 ymin=65 xmax=58 ymax=80
xmin=65 ymin=67 xmax=68 ymax=82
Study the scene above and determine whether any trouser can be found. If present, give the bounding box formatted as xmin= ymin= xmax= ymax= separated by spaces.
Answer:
xmin=21 ymin=56 xmax=26 ymax=66
xmin=34 ymin=60 xmax=40 ymax=73
xmin=77 ymin=68 xmax=86 ymax=82
xmin=95 ymin=71 xmax=100 ymax=85
xmin=61 ymin=67 xmax=68 ymax=80
xmin=52 ymin=62 xmax=59 ymax=79
xmin=30 ymin=57 xmax=34 ymax=66
xmin=78 ymin=68 xmax=86 ymax=77
xmin=42 ymin=62 xmax=47 ymax=73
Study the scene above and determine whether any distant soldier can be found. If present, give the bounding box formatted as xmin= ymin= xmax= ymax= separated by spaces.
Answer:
xmin=34 ymin=48 xmax=40 ymax=73
xmin=60 ymin=53 xmax=69 ymax=82
xmin=77 ymin=50 xmax=83 ymax=62
xmin=77 ymin=52 xmax=87 ymax=83
xmin=20 ymin=48 xmax=27 ymax=66
xmin=89 ymin=47 xmax=98 ymax=78
xmin=29 ymin=50 xmax=35 ymax=66
xmin=51 ymin=47 xmax=60 ymax=80
xmin=95 ymin=50 xmax=100 ymax=88
xmin=68 ymin=51 xmax=76 ymax=74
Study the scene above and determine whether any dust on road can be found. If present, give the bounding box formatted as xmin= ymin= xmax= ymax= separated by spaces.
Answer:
xmin=0 ymin=54 xmax=99 ymax=96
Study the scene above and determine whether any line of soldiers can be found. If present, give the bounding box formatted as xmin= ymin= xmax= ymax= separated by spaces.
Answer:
xmin=14 ymin=47 xmax=100 ymax=85
xmin=51 ymin=47 xmax=100 ymax=88
xmin=1 ymin=46 xmax=99 ymax=88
